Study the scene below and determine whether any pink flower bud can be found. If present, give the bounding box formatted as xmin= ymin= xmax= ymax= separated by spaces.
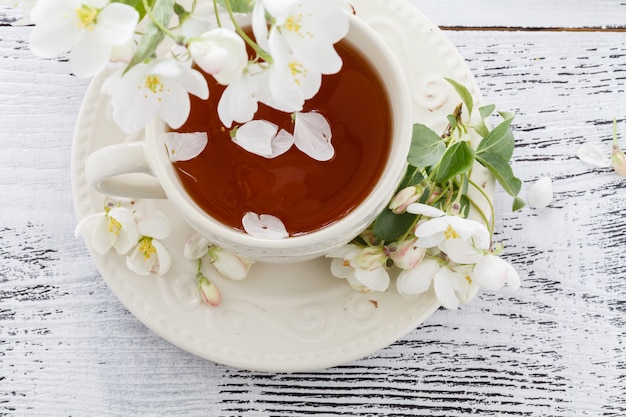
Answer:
xmin=208 ymin=246 xmax=254 ymax=280
xmin=389 ymin=238 xmax=426 ymax=270
xmin=389 ymin=186 xmax=422 ymax=214
xmin=611 ymin=118 xmax=626 ymax=177
xmin=197 ymin=274 xmax=221 ymax=307
xmin=353 ymin=246 xmax=385 ymax=271
xmin=612 ymin=142 xmax=626 ymax=177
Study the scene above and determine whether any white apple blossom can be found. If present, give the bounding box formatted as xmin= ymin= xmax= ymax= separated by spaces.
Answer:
xmin=472 ymin=254 xmax=521 ymax=292
xmin=251 ymin=0 xmax=348 ymax=113
xmin=414 ymin=215 xmax=490 ymax=264
xmin=164 ymin=132 xmax=208 ymax=162
xmin=255 ymin=0 xmax=348 ymax=75
xmin=326 ymin=244 xmax=390 ymax=293
xmin=126 ymin=237 xmax=171 ymax=276
xmin=126 ymin=210 xmax=171 ymax=276
xmin=242 ymin=212 xmax=289 ymax=239
xmin=74 ymin=206 xmax=139 ymax=255
xmin=29 ymin=0 xmax=139 ymax=78
xmin=396 ymin=258 xmax=440 ymax=297
xmin=184 ymin=234 xmax=255 ymax=281
xmin=102 ymin=58 xmax=209 ymax=134
xmin=188 ymin=28 xmax=248 ymax=85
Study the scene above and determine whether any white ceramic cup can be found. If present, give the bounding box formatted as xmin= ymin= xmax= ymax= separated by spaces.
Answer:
xmin=85 ymin=13 xmax=412 ymax=263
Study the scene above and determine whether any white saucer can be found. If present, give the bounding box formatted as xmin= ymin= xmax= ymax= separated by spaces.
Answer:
xmin=71 ymin=0 xmax=483 ymax=372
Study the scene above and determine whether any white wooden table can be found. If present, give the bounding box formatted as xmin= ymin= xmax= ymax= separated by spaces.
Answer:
xmin=2 ymin=1 xmax=626 ymax=415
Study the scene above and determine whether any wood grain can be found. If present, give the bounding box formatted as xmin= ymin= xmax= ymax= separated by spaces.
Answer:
xmin=1 ymin=2 xmax=626 ymax=417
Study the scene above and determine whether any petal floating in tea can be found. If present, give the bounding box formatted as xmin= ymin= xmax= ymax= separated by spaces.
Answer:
xmin=242 ymin=212 xmax=289 ymax=239
xmin=293 ymin=111 xmax=334 ymax=161
xmin=164 ymin=132 xmax=208 ymax=162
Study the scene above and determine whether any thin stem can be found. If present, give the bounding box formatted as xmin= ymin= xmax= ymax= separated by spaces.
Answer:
xmin=212 ymin=0 xmax=222 ymax=27
xmin=467 ymin=176 xmax=495 ymax=236
xmin=142 ymin=0 xmax=179 ymax=40
xmin=223 ymin=0 xmax=272 ymax=63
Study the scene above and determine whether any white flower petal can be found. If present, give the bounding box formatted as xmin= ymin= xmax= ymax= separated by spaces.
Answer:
xmin=160 ymin=83 xmax=192 ymax=129
xmin=233 ymin=120 xmax=278 ymax=157
xmin=70 ymin=31 xmax=111 ymax=78
xmin=329 ymin=258 xmax=353 ymax=279
xmin=577 ymin=142 xmax=610 ymax=168
xmin=164 ymin=132 xmax=208 ymax=162
xmin=271 ymin=129 xmax=295 ymax=158
xmin=294 ymin=111 xmax=334 ymax=161
xmin=528 ymin=176 xmax=553 ymax=209
xmin=353 ymin=267 xmax=390 ymax=292
xmin=251 ymin=0 xmax=269 ymax=51
xmin=439 ymin=238 xmax=484 ymax=265
xmin=137 ymin=210 xmax=171 ymax=240
xmin=95 ymin=3 xmax=139 ymax=45
xmin=242 ymin=212 xmax=289 ymax=239
xmin=151 ymin=239 xmax=171 ymax=275
xmin=217 ymin=64 xmax=264 ymax=128
xmin=90 ymin=215 xmax=116 ymax=255
xmin=433 ymin=267 xmax=460 ymax=309
xmin=396 ymin=258 xmax=440 ymax=297
xmin=406 ymin=203 xmax=445 ymax=218
xmin=472 ymin=254 xmax=521 ymax=291
xmin=189 ymin=28 xmax=247 ymax=85
xmin=184 ymin=234 xmax=210 ymax=260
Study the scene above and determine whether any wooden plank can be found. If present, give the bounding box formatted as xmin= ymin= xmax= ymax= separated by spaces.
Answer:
xmin=3 ymin=1 xmax=626 ymax=29
xmin=408 ymin=0 xmax=626 ymax=29
xmin=1 ymin=20 xmax=626 ymax=417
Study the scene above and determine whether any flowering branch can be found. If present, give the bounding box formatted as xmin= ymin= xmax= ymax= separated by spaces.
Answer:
xmin=327 ymin=80 xmax=524 ymax=308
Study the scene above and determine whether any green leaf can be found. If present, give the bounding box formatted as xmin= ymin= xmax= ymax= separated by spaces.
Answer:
xmin=407 ymin=124 xmax=446 ymax=168
xmin=445 ymin=77 xmax=473 ymax=116
xmin=435 ymin=141 xmax=475 ymax=183
xmin=512 ymin=196 xmax=526 ymax=212
xmin=476 ymin=153 xmax=522 ymax=197
xmin=476 ymin=117 xmax=515 ymax=161
xmin=498 ymin=110 xmax=516 ymax=121
xmin=479 ymin=104 xmax=496 ymax=119
xmin=399 ymin=166 xmax=425 ymax=189
xmin=218 ymin=0 xmax=254 ymax=13
xmin=125 ymin=0 xmax=174 ymax=73
xmin=372 ymin=208 xmax=416 ymax=242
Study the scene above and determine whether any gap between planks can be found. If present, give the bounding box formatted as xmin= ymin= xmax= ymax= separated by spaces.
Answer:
xmin=441 ymin=25 xmax=626 ymax=32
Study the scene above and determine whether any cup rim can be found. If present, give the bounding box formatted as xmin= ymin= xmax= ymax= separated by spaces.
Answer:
xmin=146 ymin=13 xmax=413 ymax=254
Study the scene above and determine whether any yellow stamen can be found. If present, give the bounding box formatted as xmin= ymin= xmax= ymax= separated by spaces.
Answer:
xmin=288 ymin=61 xmax=306 ymax=86
xmin=144 ymin=75 xmax=164 ymax=95
xmin=75 ymin=5 xmax=98 ymax=31
xmin=465 ymin=275 xmax=472 ymax=284
xmin=107 ymin=216 xmax=122 ymax=235
xmin=444 ymin=225 xmax=460 ymax=240
xmin=139 ymin=238 xmax=156 ymax=261
xmin=284 ymin=14 xmax=303 ymax=33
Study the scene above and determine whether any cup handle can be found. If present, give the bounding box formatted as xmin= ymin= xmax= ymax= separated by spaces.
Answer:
xmin=85 ymin=141 xmax=167 ymax=199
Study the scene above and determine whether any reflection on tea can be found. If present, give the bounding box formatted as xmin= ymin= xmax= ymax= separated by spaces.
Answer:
xmin=172 ymin=39 xmax=392 ymax=236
